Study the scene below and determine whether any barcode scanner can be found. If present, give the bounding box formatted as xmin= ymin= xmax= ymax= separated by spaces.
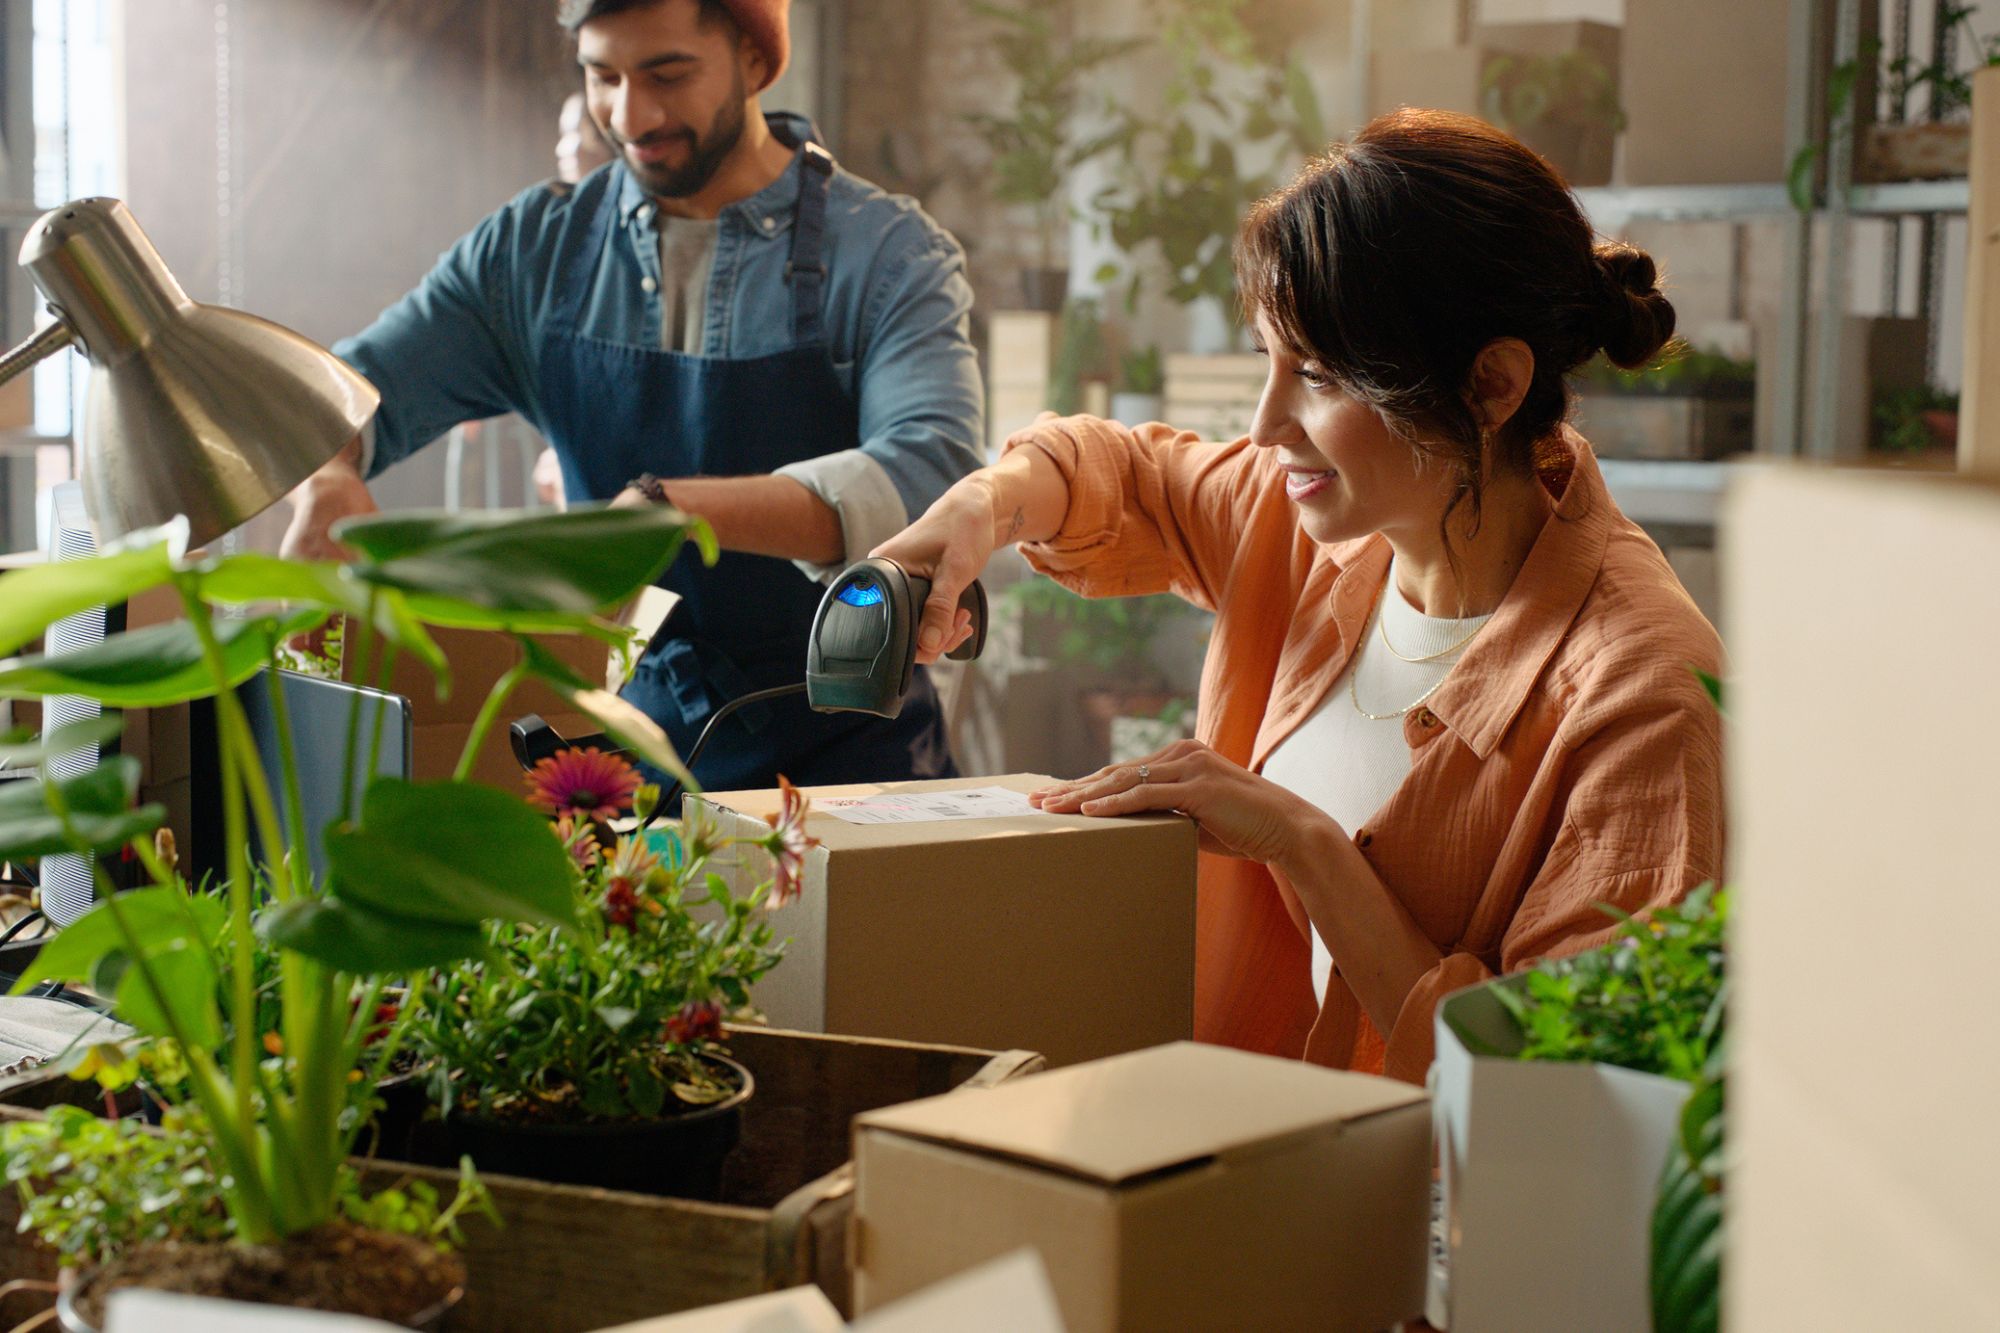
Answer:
xmin=806 ymin=557 xmax=987 ymax=720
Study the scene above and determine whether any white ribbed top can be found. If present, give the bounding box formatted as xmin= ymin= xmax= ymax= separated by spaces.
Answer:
xmin=1261 ymin=560 xmax=1493 ymax=1001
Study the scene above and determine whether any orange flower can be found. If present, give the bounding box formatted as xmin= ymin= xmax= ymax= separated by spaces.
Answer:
xmin=554 ymin=812 xmax=601 ymax=870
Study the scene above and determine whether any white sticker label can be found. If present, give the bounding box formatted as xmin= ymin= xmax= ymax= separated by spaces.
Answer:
xmin=816 ymin=785 xmax=1046 ymax=825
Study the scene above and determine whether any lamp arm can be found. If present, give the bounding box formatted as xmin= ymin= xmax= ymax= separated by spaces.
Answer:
xmin=0 ymin=319 xmax=75 ymax=390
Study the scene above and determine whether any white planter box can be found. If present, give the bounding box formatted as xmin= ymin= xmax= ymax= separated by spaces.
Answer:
xmin=1427 ymin=979 xmax=1691 ymax=1332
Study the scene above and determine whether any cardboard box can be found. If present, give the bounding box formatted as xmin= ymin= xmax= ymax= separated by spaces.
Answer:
xmin=852 ymin=1042 xmax=1432 ymax=1332
xmin=351 ymin=625 xmax=609 ymax=787
xmin=1427 ymin=980 xmax=1690 ymax=1332
xmin=1474 ymin=20 xmax=1621 ymax=186
xmin=688 ymin=774 xmax=1196 ymax=1066
xmin=1624 ymin=0 xmax=1870 ymax=185
xmin=598 ymin=1251 xmax=1062 ymax=1333
xmin=1370 ymin=44 xmax=1491 ymax=121
xmin=1725 ymin=467 xmax=2000 ymax=1329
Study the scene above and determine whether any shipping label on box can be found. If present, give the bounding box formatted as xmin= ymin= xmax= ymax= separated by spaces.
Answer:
xmin=688 ymin=774 xmax=1196 ymax=1066
xmin=852 ymin=1042 xmax=1432 ymax=1333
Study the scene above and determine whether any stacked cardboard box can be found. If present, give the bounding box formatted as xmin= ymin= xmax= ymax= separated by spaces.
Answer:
xmin=987 ymin=311 xmax=1056 ymax=460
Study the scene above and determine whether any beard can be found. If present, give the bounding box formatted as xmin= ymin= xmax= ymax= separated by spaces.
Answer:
xmin=611 ymin=70 xmax=748 ymax=199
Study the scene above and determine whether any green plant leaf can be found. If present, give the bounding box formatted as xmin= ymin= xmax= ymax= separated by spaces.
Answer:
xmin=325 ymin=779 xmax=579 ymax=932
xmin=10 ymin=887 xmax=225 ymax=1048
xmin=339 ymin=507 xmax=714 ymax=618
xmin=115 ymin=941 xmax=224 ymax=1050
xmin=0 ymin=715 xmax=125 ymax=767
xmin=192 ymin=555 xmax=449 ymax=686
xmin=0 ymin=756 xmax=163 ymax=860
xmin=0 ymin=522 xmax=186 ymax=659
xmin=0 ymin=611 xmax=324 ymax=708
xmin=259 ymin=898 xmax=490 ymax=974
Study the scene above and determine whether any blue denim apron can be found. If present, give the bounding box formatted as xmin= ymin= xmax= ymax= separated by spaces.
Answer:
xmin=534 ymin=147 xmax=954 ymax=798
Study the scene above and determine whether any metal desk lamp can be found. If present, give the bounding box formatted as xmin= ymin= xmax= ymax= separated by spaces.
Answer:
xmin=0 ymin=197 xmax=376 ymax=546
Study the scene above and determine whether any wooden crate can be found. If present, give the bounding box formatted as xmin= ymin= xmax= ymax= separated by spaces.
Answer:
xmin=0 ymin=1027 xmax=1043 ymax=1329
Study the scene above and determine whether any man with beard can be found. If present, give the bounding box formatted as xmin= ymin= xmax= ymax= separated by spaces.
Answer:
xmin=283 ymin=0 xmax=982 ymax=801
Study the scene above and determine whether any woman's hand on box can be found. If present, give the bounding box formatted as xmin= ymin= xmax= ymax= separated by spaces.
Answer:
xmin=1029 ymin=740 xmax=1337 ymax=866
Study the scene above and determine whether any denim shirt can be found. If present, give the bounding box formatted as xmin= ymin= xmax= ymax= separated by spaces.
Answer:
xmin=335 ymin=114 xmax=984 ymax=573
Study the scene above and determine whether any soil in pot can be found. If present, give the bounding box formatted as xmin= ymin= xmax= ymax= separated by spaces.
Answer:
xmin=68 ymin=1223 xmax=463 ymax=1331
xmin=405 ymin=1054 xmax=752 ymax=1201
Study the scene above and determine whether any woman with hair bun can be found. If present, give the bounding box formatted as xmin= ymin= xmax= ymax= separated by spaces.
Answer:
xmin=877 ymin=109 xmax=1723 ymax=1081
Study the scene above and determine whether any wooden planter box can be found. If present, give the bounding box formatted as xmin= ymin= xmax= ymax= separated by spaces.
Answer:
xmin=0 ymin=1026 xmax=1043 ymax=1331
xmin=1572 ymin=388 xmax=1755 ymax=461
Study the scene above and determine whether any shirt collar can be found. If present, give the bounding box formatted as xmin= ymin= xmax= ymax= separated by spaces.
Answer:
xmin=617 ymin=111 xmax=826 ymax=230
xmin=1420 ymin=428 xmax=1614 ymax=758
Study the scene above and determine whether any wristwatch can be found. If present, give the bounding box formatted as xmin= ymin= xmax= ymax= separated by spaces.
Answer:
xmin=628 ymin=473 xmax=672 ymax=505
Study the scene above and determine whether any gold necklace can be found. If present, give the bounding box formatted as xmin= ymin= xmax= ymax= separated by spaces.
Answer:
xmin=1376 ymin=608 xmax=1486 ymax=664
xmin=1349 ymin=661 xmax=1452 ymax=721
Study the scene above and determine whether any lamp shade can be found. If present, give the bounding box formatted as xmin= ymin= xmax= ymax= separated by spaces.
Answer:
xmin=15 ymin=198 xmax=378 ymax=548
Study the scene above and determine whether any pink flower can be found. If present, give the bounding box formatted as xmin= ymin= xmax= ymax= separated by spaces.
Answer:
xmin=762 ymin=775 xmax=817 ymax=909
xmin=666 ymin=1000 xmax=723 ymax=1046
xmin=524 ymin=747 xmax=642 ymax=822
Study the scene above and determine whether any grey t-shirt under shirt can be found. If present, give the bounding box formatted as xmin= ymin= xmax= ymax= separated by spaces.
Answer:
xmin=658 ymin=215 xmax=719 ymax=354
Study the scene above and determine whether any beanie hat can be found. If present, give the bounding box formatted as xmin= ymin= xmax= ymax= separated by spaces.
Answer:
xmin=720 ymin=0 xmax=789 ymax=91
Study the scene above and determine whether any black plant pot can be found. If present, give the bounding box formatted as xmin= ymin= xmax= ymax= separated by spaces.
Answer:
xmin=409 ymin=1055 xmax=752 ymax=1201
xmin=366 ymin=1067 xmax=428 ymax=1163
xmin=1019 ymin=266 xmax=1068 ymax=313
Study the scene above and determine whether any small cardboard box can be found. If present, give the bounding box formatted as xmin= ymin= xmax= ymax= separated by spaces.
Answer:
xmin=1428 ymin=980 xmax=1690 ymax=1332
xmin=852 ymin=1042 xmax=1431 ymax=1332
xmin=688 ymin=774 xmax=1196 ymax=1067
xmin=351 ymin=626 xmax=609 ymax=787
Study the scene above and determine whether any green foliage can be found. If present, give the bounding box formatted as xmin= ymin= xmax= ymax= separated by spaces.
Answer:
xmin=407 ymin=817 xmax=789 ymax=1124
xmin=1481 ymin=50 xmax=1624 ymax=136
xmin=1490 ymin=885 xmax=1727 ymax=1084
xmin=338 ymin=1156 xmax=498 ymax=1254
xmin=0 ymin=502 xmax=713 ymax=1250
xmin=1001 ymin=579 xmax=1193 ymax=679
xmin=961 ymin=0 xmax=1146 ymax=268
xmin=1050 ymin=297 xmax=1111 ymax=416
xmin=0 ymin=1106 xmax=231 ymax=1268
xmin=1093 ymin=0 xmax=1324 ymax=316
xmin=1652 ymin=1053 xmax=1726 ymax=1333
xmin=1573 ymin=345 xmax=1756 ymax=398
xmin=1873 ymin=385 xmax=1958 ymax=453
xmin=1119 ymin=344 xmax=1164 ymax=396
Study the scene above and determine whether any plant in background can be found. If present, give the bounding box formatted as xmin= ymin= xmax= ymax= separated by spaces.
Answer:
xmin=1874 ymin=384 xmax=1959 ymax=453
xmin=0 ymin=503 xmax=712 ymax=1310
xmin=1652 ymin=1044 xmax=1725 ymax=1333
xmin=1490 ymin=885 xmax=1727 ymax=1084
xmin=1050 ymin=296 xmax=1112 ymax=416
xmin=1000 ymin=580 xmax=1192 ymax=682
xmin=1574 ymin=345 xmax=1756 ymax=398
xmin=1092 ymin=0 xmax=1324 ymax=318
xmin=1119 ymin=344 xmax=1164 ymax=397
xmin=961 ymin=0 xmax=1145 ymax=279
xmin=407 ymin=762 xmax=811 ymax=1124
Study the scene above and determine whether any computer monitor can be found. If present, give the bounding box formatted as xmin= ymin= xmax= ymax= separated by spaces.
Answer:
xmin=33 ymin=480 xmax=127 ymax=927
xmin=189 ymin=668 xmax=413 ymax=888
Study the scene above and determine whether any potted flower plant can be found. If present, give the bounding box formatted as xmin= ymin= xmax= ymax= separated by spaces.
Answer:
xmin=399 ymin=754 xmax=814 ymax=1200
xmin=1429 ymin=885 xmax=1728 ymax=1333
xmin=0 ymin=501 xmax=713 ymax=1327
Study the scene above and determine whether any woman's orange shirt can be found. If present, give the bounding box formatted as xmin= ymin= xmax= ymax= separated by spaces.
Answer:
xmin=1009 ymin=416 xmax=1725 ymax=1083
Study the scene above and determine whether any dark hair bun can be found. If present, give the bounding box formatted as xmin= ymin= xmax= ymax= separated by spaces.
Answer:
xmin=1592 ymin=241 xmax=1677 ymax=370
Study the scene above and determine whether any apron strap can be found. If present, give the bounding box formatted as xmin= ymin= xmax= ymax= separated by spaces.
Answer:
xmin=788 ymin=143 xmax=836 ymax=345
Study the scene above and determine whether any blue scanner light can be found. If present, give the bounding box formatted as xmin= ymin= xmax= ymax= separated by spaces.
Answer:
xmin=836 ymin=579 xmax=885 ymax=608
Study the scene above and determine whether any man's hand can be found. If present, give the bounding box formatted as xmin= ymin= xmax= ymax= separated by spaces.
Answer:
xmin=280 ymin=441 xmax=377 ymax=562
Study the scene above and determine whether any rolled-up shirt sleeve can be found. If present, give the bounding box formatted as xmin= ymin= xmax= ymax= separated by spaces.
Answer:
xmin=774 ymin=448 xmax=909 ymax=582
